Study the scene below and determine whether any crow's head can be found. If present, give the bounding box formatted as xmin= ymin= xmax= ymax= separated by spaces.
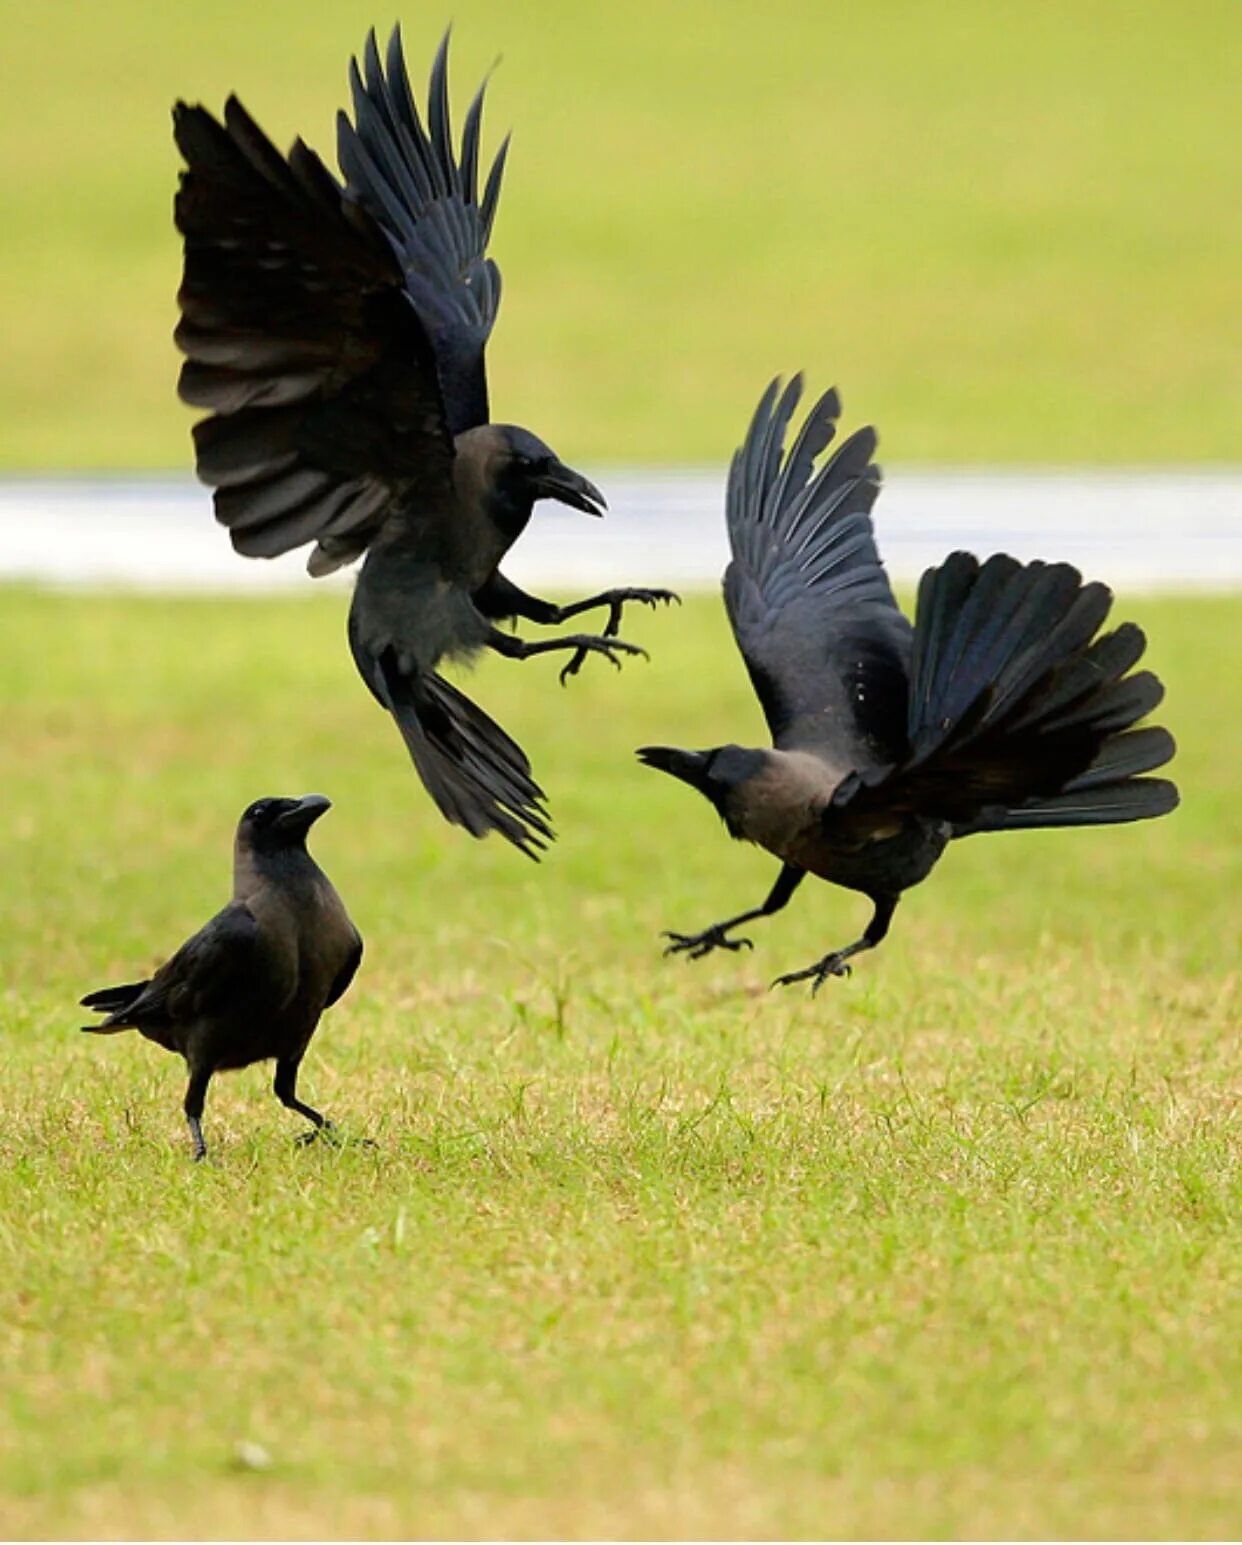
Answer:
xmin=459 ymin=424 xmax=606 ymax=530
xmin=636 ymin=744 xmax=767 ymax=835
xmin=237 ymin=794 xmax=332 ymax=856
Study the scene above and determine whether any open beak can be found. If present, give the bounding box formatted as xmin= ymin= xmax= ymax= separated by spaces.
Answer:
xmin=276 ymin=793 xmax=332 ymax=832
xmin=535 ymin=460 xmax=607 ymax=517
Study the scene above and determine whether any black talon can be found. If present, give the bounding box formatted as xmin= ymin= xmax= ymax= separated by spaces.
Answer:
xmin=771 ymin=954 xmax=852 ymax=993
xmin=295 ymin=1124 xmax=374 ymax=1150
xmin=554 ymin=587 xmax=676 ymax=682
xmin=294 ymin=1118 xmax=339 ymax=1148
xmin=559 ymin=633 xmax=647 ymax=685
xmin=662 ymin=925 xmax=753 ymax=960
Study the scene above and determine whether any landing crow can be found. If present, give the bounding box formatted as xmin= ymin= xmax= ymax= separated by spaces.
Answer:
xmin=639 ymin=377 xmax=1178 ymax=990
xmin=174 ymin=29 xmax=676 ymax=857
xmin=81 ymin=795 xmax=362 ymax=1159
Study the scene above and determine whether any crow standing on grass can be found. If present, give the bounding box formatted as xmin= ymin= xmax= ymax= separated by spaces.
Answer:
xmin=173 ymin=28 xmax=675 ymax=857
xmin=81 ymin=796 xmax=362 ymax=1161
xmin=640 ymin=377 xmax=1178 ymax=990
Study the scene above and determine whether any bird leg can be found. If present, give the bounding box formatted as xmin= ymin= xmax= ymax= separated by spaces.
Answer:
xmin=664 ymin=865 xmax=804 ymax=961
xmin=183 ymin=1066 xmax=212 ymax=1162
xmin=274 ymin=1058 xmax=333 ymax=1146
xmin=474 ymin=575 xmax=674 ymax=684
xmin=486 ymin=625 xmax=647 ymax=675
xmin=771 ymin=894 xmax=898 ymax=994
xmin=554 ymin=589 xmax=681 ymax=683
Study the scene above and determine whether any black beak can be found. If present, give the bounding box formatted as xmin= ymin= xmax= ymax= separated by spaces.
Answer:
xmin=276 ymin=793 xmax=332 ymax=832
xmin=535 ymin=460 xmax=607 ymax=517
xmin=636 ymin=746 xmax=712 ymax=791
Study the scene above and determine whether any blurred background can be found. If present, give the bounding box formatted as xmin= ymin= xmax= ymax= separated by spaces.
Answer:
xmin=2 ymin=0 xmax=1238 ymax=470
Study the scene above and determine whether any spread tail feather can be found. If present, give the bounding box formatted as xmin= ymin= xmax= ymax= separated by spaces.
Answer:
xmin=862 ymin=552 xmax=1180 ymax=827
xmin=375 ymin=653 xmax=552 ymax=858
xmin=960 ymin=724 xmax=1179 ymax=833
xmin=907 ymin=553 xmax=1113 ymax=761
xmin=958 ymin=776 xmax=1179 ymax=835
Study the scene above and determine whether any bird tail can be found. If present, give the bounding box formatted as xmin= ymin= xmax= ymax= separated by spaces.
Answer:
xmin=953 ymin=728 xmax=1179 ymax=835
xmin=80 ymin=980 xmax=149 ymax=1033
xmin=897 ymin=552 xmax=1178 ymax=830
xmin=370 ymin=650 xmax=553 ymax=858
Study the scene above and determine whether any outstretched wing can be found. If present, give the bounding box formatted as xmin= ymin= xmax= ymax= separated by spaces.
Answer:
xmin=174 ymin=97 xmax=456 ymax=575
xmin=723 ymin=376 xmax=913 ymax=772
xmin=338 ymin=26 xmax=509 ymax=435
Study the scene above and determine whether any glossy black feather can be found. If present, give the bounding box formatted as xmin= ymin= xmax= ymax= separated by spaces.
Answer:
xmin=844 ymin=554 xmax=1178 ymax=825
xmin=173 ymin=97 xmax=455 ymax=567
xmin=376 ymin=659 xmax=553 ymax=859
xmin=723 ymin=376 xmax=912 ymax=768
xmin=960 ymin=777 xmax=1179 ymax=834
xmin=337 ymin=25 xmax=508 ymax=434
xmin=82 ymin=905 xmax=263 ymax=1040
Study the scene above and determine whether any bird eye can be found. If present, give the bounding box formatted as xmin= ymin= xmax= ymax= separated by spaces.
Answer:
xmin=245 ymin=799 xmax=272 ymax=824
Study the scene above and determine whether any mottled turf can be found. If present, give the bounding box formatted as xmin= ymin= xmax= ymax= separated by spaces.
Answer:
xmin=1 ymin=0 xmax=1239 ymax=467
xmin=0 ymin=586 xmax=1237 ymax=1539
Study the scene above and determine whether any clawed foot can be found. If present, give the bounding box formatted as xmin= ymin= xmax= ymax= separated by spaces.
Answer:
xmin=599 ymin=587 xmax=681 ymax=634
xmin=771 ymin=953 xmax=853 ymax=994
xmin=663 ymin=924 xmax=753 ymax=961
xmin=558 ymin=633 xmax=648 ymax=686
xmin=294 ymin=1119 xmax=338 ymax=1148
xmin=559 ymin=590 xmax=678 ymax=683
xmin=295 ymin=1122 xmax=376 ymax=1150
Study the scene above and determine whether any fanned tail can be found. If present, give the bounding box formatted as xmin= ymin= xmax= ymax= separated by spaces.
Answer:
xmin=956 ymin=724 xmax=1179 ymax=834
xmin=959 ymin=778 xmax=1179 ymax=834
xmin=863 ymin=552 xmax=1179 ymax=830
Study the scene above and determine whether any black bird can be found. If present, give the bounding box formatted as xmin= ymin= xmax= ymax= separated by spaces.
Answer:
xmin=81 ymin=796 xmax=362 ymax=1160
xmin=172 ymin=28 xmax=676 ymax=858
xmin=639 ymin=377 xmax=1179 ymax=990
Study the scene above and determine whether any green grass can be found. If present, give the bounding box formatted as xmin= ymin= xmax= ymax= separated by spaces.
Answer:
xmin=0 ymin=584 xmax=1238 ymax=1538
xmin=1 ymin=0 xmax=1240 ymax=467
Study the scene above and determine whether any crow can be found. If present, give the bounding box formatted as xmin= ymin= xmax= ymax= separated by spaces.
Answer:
xmin=173 ymin=27 xmax=676 ymax=858
xmin=80 ymin=795 xmax=362 ymax=1160
xmin=639 ymin=377 xmax=1179 ymax=991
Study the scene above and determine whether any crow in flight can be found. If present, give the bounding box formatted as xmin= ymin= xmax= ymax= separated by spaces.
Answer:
xmin=81 ymin=796 xmax=362 ymax=1160
xmin=639 ymin=377 xmax=1178 ymax=990
xmin=173 ymin=28 xmax=675 ymax=856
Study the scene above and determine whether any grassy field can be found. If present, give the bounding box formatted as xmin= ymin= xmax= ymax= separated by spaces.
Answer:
xmin=1 ymin=0 xmax=1240 ymax=467
xmin=0 ymin=584 xmax=1237 ymax=1538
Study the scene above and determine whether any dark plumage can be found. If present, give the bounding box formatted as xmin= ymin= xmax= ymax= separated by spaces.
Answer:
xmin=173 ymin=28 xmax=676 ymax=857
xmin=80 ymin=796 xmax=362 ymax=1160
xmin=639 ymin=377 xmax=1179 ymax=991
